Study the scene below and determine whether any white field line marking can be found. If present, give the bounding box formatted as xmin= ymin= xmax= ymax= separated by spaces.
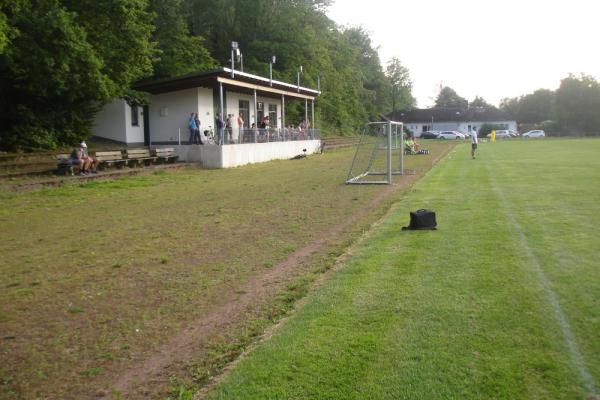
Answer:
xmin=488 ymin=170 xmax=598 ymax=396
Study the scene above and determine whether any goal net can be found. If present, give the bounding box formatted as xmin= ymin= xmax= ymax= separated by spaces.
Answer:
xmin=346 ymin=121 xmax=404 ymax=185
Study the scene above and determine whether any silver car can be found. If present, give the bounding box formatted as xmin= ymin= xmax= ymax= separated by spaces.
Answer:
xmin=522 ymin=130 xmax=546 ymax=138
xmin=438 ymin=131 xmax=465 ymax=139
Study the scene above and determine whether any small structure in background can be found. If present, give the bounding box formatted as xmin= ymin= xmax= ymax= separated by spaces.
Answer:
xmin=389 ymin=108 xmax=517 ymax=138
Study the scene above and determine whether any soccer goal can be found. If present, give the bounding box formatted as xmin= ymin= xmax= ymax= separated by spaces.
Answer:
xmin=346 ymin=121 xmax=404 ymax=185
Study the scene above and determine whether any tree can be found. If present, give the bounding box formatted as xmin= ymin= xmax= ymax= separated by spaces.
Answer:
xmin=470 ymin=96 xmax=494 ymax=108
xmin=149 ymin=0 xmax=217 ymax=78
xmin=500 ymin=96 xmax=520 ymax=119
xmin=435 ymin=86 xmax=468 ymax=109
xmin=555 ymin=74 xmax=600 ymax=134
xmin=0 ymin=0 xmax=156 ymax=151
xmin=385 ymin=57 xmax=415 ymax=114
xmin=517 ymin=89 xmax=554 ymax=123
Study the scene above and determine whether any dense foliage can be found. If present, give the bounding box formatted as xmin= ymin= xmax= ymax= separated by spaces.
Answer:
xmin=470 ymin=96 xmax=495 ymax=108
xmin=0 ymin=0 xmax=414 ymax=150
xmin=434 ymin=87 xmax=468 ymax=109
xmin=501 ymin=75 xmax=600 ymax=135
xmin=0 ymin=0 xmax=156 ymax=150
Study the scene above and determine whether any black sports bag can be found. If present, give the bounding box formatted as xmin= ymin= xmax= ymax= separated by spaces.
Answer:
xmin=402 ymin=209 xmax=437 ymax=230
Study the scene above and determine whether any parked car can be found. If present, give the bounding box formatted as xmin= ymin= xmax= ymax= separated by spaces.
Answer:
xmin=438 ymin=131 xmax=464 ymax=139
xmin=509 ymin=130 xmax=519 ymax=137
xmin=421 ymin=131 xmax=440 ymax=139
xmin=487 ymin=130 xmax=512 ymax=139
xmin=522 ymin=129 xmax=546 ymax=138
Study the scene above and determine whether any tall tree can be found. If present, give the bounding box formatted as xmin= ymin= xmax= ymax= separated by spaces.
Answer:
xmin=435 ymin=86 xmax=468 ymax=109
xmin=555 ymin=74 xmax=600 ymax=134
xmin=517 ymin=89 xmax=554 ymax=123
xmin=470 ymin=96 xmax=494 ymax=108
xmin=149 ymin=0 xmax=217 ymax=78
xmin=500 ymin=96 xmax=520 ymax=118
xmin=0 ymin=0 xmax=156 ymax=150
xmin=385 ymin=57 xmax=415 ymax=114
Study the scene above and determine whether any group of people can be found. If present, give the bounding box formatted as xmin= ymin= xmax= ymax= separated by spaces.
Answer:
xmin=189 ymin=111 xmax=243 ymax=145
xmin=188 ymin=111 xmax=313 ymax=145
xmin=70 ymin=141 xmax=99 ymax=176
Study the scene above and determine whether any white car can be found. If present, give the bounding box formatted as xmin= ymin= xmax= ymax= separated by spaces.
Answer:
xmin=487 ymin=130 xmax=512 ymax=139
xmin=522 ymin=130 xmax=546 ymax=138
xmin=438 ymin=131 xmax=464 ymax=139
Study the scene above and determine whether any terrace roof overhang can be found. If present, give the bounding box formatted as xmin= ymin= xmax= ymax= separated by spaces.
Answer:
xmin=133 ymin=67 xmax=320 ymax=101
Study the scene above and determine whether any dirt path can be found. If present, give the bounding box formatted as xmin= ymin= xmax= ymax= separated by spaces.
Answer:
xmin=108 ymin=148 xmax=452 ymax=398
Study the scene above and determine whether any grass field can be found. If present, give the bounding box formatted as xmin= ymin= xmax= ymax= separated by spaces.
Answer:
xmin=0 ymin=141 xmax=451 ymax=399
xmin=205 ymin=138 xmax=600 ymax=399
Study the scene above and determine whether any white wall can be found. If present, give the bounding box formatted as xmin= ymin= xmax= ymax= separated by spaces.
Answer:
xmin=408 ymin=120 xmax=517 ymax=135
xmin=166 ymin=140 xmax=321 ymax=168
xmin=149 ymin=88 xmax=200 ymax=144
xmin=92 ymin=99 xmax=126 ymax=142
xmin=197 ymin=87 xmax=214 ymax=132
xmin=457 ymin=121 xmax=517 ymax=133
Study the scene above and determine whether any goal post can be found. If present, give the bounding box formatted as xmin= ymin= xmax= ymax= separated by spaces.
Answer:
xmin=346 ymin=121 xmax=404 ymax=185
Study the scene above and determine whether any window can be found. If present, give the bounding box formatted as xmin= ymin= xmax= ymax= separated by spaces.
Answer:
xmin=268 ymin=104 xmax=277 ymax=128
xmin=131 ymin=105 xmax=139 ymax=126
xmin=239 ymin=100 xmax=249 ymax=128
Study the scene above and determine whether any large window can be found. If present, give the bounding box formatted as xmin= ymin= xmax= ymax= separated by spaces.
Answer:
xmin=239 ymin=100 xmax=249 ymax=128
xmin=268 ymin=104 xmax=277 ymax=128
xmin=131 ymin=105 xmax=139 ymax=127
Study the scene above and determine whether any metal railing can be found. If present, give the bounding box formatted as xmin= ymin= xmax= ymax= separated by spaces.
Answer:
xmin=185 ymin=128 xmax=320 ymax=145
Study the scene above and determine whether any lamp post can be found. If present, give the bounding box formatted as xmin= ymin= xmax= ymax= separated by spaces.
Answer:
xmin=230 ymin=41 xmax=239 ymax=78
xmin=269 ymin=56 xmax=276 ymax=87
xmin=431 ymin=115 xmax=434 ymax=131
xmin=297 ymin=65 xmax=303 ymax=92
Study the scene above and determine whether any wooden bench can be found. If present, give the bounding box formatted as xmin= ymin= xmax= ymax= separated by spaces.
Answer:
xmin=95 ymin=151 xmax=127 ymax=169
xmin=56 ymin=153 xmax=79 ymax=176
xmin=125 ymin=148 xmax=156 ymax=167
xmin=152 ymin=148 xmax=178 ymax=163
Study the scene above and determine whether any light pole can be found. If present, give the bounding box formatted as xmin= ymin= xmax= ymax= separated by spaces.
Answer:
xmin=269 ymin=56 xmax=276 ymax=87
xmin=297 ymin=65 xmax=303 ymax=92
xmin=431 ymin=115 xmax=434 ymax=131
xmin=230 ymin=41 xmax=239 ymax=78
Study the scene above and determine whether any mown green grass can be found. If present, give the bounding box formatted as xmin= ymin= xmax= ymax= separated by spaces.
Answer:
xmin=0 ymin=142 xmax=451 ymax=399
xmin=206 ymin=138 xmax=600 ymax=400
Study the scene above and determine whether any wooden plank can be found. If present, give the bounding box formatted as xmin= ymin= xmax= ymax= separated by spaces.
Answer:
xmin=125 ymin=149 xmax=151 ymax=159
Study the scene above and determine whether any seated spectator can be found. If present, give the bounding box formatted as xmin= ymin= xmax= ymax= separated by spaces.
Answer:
xmin=81 ymin=141 xmax=99 ymax=173
xmin=70 ymin=142 xmax=91 ymax=176
xmin=404 ymin=135 xmax=416 ymax=155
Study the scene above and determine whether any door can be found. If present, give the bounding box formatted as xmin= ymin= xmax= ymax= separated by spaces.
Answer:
xmin=239 ymin=100 xmax=249 ymax=128
xmin=143 ymin=105 xmax=150 ymax=146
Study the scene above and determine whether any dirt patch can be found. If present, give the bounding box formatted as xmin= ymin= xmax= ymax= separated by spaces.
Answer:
xmin=107 ymin=146 xmax=452 ymax=398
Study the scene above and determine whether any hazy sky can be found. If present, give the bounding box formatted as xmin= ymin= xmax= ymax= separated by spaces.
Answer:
xmin=326 ymin=0 xmax=600 ymax=108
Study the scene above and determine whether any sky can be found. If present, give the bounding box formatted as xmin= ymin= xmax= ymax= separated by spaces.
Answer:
xmin=326 ymin=0 xmax=600 ymax=108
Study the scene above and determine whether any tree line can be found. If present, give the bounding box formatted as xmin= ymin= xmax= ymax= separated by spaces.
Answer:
xmin=500 ymin=74 xmax=600 ymax=135
xmin=0 ymin=0 xmax=415 ymax=151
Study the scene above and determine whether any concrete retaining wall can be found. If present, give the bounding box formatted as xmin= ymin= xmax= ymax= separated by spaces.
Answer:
xmin=166 ymin=140 xmax=321 ymax=168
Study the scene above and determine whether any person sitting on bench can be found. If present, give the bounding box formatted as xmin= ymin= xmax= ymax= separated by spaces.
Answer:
xmin=80 ymin=141 xmax=99 ymax=173
xmin=70 ymin=143 xmax=91 ymax=176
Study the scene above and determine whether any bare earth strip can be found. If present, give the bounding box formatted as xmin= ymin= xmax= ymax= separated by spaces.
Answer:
xmin=109 ymin=147 xmax=452 ymax=398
